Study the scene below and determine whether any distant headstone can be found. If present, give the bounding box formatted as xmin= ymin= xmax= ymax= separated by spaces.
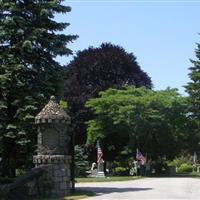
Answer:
xmin=97 ymin=162 xmax=105 ymax=177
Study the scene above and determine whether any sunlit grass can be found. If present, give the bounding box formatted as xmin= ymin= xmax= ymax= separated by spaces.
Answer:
xmin=76 ymin=176 xmax=142 ymax=183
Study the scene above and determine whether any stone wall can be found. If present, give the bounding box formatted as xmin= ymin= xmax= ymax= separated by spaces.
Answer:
xmin=50 ymin=163 xmax=71 ymax=196
xmin=33 ymin=155 xmax=71 ymax=197
xmin=0 ymin=156 xmax=71 ymax=199
xmin=0 ymin=166 xmax=51 ymax=200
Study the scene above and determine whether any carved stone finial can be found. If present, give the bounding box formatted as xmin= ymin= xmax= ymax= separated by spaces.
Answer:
xmin=50 ymin=95 xmax=56 ymax=101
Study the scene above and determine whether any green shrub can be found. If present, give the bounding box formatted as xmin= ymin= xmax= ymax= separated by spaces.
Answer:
xmin=114 ymin=167 xmax=129 ymax=176
xmin=0 ymin=177 xmax=14 ymax=184
xmin=177 ymin=164 xmax=193 ymax=173
xmin=75 ymin=145 xmax=89 ymax=177
xmin=167 ymin=155 xmax=192 ymax=168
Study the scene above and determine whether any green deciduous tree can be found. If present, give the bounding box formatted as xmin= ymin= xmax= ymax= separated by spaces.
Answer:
xmin=0 ymin=0 xmax=77 ymax=177
xmin=86 ymin=87 xmax=195 ymax=162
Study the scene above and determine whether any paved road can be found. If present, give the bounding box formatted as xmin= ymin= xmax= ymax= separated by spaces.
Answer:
xmin=76 ymin=177 xmax=200 ymax=199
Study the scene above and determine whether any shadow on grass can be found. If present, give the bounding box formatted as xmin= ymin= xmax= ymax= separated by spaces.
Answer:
xmin=32 ymin=189 xmax=95 ymax=200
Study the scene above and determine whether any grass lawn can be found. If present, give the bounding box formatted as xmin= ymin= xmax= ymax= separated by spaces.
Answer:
xmin=76 ymin=176 xmax=142 ymax=183
xmin=188 ymin=171 xmax=200 ymax=177
xmin=177 ymin=172 xmax=200 ymax=178
xmin=149 ymin=172 xmax=200 ymax=178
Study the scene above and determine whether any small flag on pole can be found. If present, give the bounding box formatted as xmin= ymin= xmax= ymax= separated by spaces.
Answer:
xmin=136 ymin=149 xmax=146 ymax=166
xmin=97 ymin=141 xmax=104 ymax=163
xmin=193 ymin=152 xmax=197 ymax=165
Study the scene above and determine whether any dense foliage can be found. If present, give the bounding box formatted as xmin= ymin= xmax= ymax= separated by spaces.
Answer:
xmin=74 ymin=145 xmax=89 ymax=177
xmin=86 ymin=87 xmax=196 ymax=162
xmin=185 ymin=40 xmax=200 ymax=141
xmin=0 ymin=0 xmax=77 ymax=177
xmin=64 ymin=43 xmax=152 ymax=144
xmin=177 ymin=163 xmax=193 ymax=173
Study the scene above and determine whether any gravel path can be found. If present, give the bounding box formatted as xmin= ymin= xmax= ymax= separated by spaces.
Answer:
xmin=76 ymin=177 xmax=200 ymax=199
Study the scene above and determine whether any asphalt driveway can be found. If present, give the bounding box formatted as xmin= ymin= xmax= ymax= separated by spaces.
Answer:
xmin=76 ymin=177 xmax=200 ymax=199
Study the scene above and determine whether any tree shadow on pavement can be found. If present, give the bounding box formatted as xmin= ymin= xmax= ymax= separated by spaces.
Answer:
xmin=76 ymin=186 xmax=153 ymax=195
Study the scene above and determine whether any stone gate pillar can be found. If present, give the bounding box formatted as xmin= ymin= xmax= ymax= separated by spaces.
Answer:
xmin=33 ymin=96 xmax=71 ymax=197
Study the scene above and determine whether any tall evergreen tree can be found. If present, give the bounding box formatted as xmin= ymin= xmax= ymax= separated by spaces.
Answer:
xmin=185 ymin=40 xmax=200 ymax=134
xmin=0 ymin=0 xmax=77 ymax=177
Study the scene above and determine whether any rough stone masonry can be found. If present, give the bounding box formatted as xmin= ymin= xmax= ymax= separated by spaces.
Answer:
xmin=33 ymin=96 xmax=71 ymax=197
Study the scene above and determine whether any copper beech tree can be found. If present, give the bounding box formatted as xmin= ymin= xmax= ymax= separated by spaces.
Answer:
xmin=64 ymin=43 xmax=152 ymax=145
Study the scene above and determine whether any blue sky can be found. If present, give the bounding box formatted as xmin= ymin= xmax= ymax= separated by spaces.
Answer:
xmin=57 ymin=1 xmax=200 ymax=95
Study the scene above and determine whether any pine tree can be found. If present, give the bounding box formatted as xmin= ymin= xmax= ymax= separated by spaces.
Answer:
xmin=185 ymin=41 xmax=200 ymax=135
xmin=0 ymin=0 xmax=77 ymax=177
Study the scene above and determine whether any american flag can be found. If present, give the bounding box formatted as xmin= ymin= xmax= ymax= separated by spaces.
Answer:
xmin=136 ymin=149 xmax=146 ymax=166
xmin=97 ymin=141 xmax=104 ymax=163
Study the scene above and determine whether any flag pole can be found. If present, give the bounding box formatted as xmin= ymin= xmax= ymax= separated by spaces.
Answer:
xmin=136 ymin=148 xmax=138 ymax=176
xmin=145 ymin=152 xmax=147 ymax=176
xmin=97 ymin=140 xmax=100 ymax=172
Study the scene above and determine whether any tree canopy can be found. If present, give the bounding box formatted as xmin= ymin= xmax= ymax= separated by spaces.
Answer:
xmin=64 ymin=43 xmax=152 ymax=144
xmin=185 ymin=40 xmax=200 ymax=135
xmin=86 ymin=87 xmax=196 ymax=162
xmin=0 ymin=0 xmax=77 ymax=177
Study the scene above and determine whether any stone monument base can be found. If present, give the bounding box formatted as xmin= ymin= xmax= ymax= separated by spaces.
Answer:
xmin=96 ymin=171 xmax=105 ymax=177
xmin=33 ymin=155 xmax=71 ymax=197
